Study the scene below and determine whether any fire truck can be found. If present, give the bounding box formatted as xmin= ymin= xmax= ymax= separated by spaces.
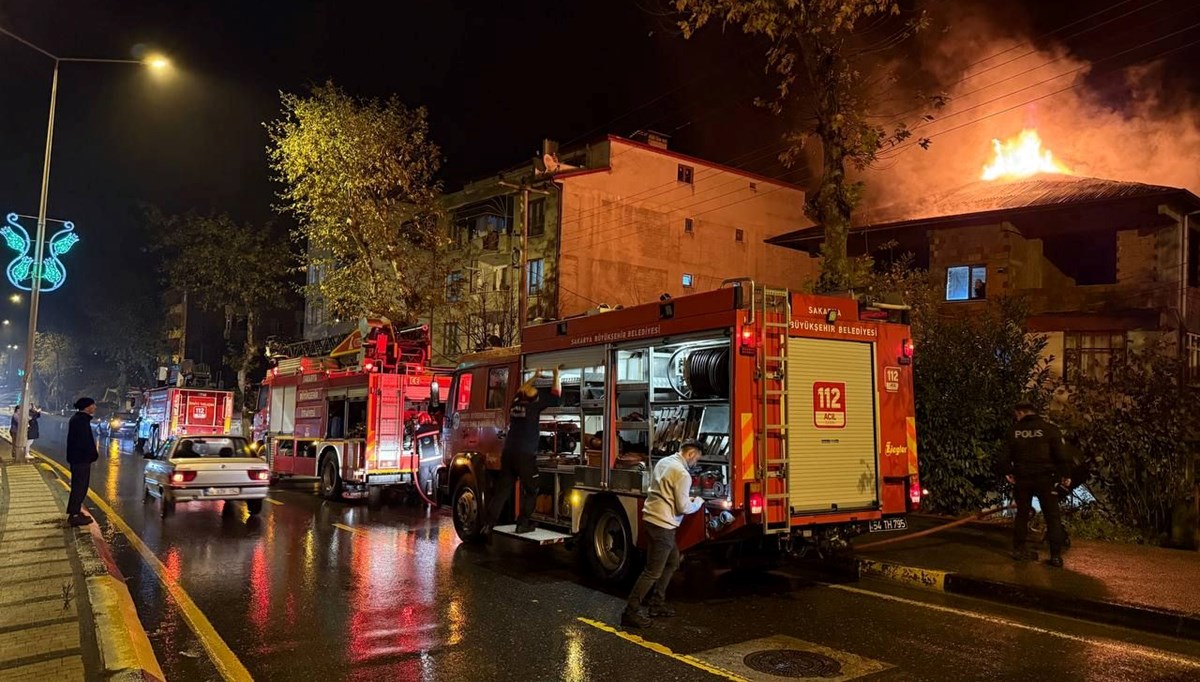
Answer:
xmin=141 ymin=387 xmax=234 ymax=452
xmin=434 ymin=280 xmax=920 ymax=583
xmin=253 ymin=320 xmax=451 ymax=508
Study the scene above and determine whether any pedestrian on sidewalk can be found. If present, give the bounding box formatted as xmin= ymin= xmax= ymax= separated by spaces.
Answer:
xmin=483 ymin=366 xmax=562 ymax=535
xmin=622 ymin=439 xmax=706 ymax=628
xmin=998 ymin=401 xmax=1071 ymax=568
xmin=26 ymin=406 xmax=40 ymax=442
xmin=66 ymin=397 xmax=99 ymax=527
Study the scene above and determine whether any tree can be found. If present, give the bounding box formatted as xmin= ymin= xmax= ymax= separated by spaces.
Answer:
xmin=150 ymin=210 xmax=291 ymax=400
xmin=267 ymin=81 xmax=454 ymax=326
xmin=86 ymin=300 xmax=163 ymax=405
xmin=674 ymin=1 xmax=931 ymax=291
xmin=33 ymin=332 xmax=80 ymax=409
xmin=1056 ymin=341 xmax=1198 ymax=543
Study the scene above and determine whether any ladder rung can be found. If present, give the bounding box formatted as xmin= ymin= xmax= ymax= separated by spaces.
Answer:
xmin=764 ymin=322 xmax=790 ymax=328
xmin=765 ymin=356 xmax=787 ymax=362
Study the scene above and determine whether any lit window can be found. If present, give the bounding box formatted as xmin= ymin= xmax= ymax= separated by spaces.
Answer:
xmin=682 ymin=273 xmax=694 ymax=288
xmin=684 ymin=218 xmax=694 ymax=234
xmin=446 ymin=271 xmax=465 ymax=302
xmin=528 ymin=199 xmax=546 ymax=238
xmin=945 ymin=265 xmax=987 ymax=301
xmin=1064 ymin=332 xmax=1126 ymax=384
xmin=677 ymin=164 xmax=694 ymax=184
xmin=528 ymin=258 xmax=544 ymax=295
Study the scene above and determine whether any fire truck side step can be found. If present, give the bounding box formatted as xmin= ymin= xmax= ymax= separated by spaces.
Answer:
xmin=492 ymin=525 xmax=571 ymax=545
xmin=764 ymin=322 xmax=790 ymax=328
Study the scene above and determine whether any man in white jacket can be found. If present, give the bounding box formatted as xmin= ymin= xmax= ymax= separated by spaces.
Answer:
xmin=622 ymin=440 xmax=705 ymax=628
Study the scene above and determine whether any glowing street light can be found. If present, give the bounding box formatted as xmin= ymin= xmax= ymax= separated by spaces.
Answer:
xmin=2 ymin=320 xmax=9 ymax=325
xmin=9 ymin=294 xmax=20 ymax=303
xmin=0 ymin=22 xmax=171 ymax=458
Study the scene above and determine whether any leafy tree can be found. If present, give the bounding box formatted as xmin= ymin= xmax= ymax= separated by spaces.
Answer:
xmin=1056 ymin=341 xmax=1198 ymax=542
xmin=86 ymin=296 xmax=163 ymax=402
xmin=674 ymin=1 xmax=932 ymax=291
xmin=267 ymin=81 xmax=454 ymax=326
xmin=149 ymin=210 xmax=291 ymax=400
xmin=33 ymin=331 xmax=80 ymax=410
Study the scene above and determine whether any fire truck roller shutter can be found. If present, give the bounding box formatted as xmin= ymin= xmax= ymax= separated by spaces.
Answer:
xmin=786 ymin=337 xmax=879 ymax=513
xmin=525 ymin=348 xmax=606 ymax=373
xmin=270 ymin=386 xmax=297 ymax=435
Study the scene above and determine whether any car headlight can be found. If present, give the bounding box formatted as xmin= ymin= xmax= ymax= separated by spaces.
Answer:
xmin=110 ymin=419 xmax=122 ymax=429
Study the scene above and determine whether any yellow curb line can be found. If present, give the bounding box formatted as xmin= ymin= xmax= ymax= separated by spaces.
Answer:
xmin=87 ymin=574 xmax=166 ymax=682
xmin=577 ymin=617 xmax=750 ymax=682
xmin=332 ymin=522 xmax=369 ymax=537
xmin=857 ymin=558 xmax=949 ymax=591
xmin=38 ymin=453 xmax=253 ymax=682
xmin=264 ymin=498 xmax=282 ymax=506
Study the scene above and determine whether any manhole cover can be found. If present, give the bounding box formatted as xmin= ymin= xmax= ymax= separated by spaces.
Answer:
xmin=743 ymin=649 xmax=843 ymax=678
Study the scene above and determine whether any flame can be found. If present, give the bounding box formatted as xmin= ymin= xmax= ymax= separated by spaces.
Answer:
xmin=980 ymin=129 xmax=1072 ymax=181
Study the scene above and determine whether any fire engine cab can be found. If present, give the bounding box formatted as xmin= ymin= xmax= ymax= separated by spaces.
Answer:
xmin=253 ymin=320 xmax=451 ymax=508
xmin=435 ymin=280 xmax=920 ymax=582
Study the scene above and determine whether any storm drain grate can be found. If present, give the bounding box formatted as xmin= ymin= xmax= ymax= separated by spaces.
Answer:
xmin=742 ymin=649 xmax=844 ymax=678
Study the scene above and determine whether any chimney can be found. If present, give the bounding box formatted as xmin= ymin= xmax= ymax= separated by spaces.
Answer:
xmin=630 ymin=130 xmax=669 ymax=150
xmin=542 ymin=139 xmax=560 ymax=157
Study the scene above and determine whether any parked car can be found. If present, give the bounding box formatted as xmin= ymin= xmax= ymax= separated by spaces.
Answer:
xmin=142 ymin=435 xmax=270 ymax=516
xmin=98 ymin=411 xmax=138 ymax=439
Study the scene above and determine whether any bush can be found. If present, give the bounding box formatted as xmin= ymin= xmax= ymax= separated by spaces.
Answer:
xmin=1056 ymin=341 xmax=1198 ymax=542
xmin=1061 ymin=501 xmax=1147 ymax=544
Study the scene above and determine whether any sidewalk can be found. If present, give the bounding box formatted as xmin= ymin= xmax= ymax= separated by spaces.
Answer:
xmin=0 ymin=442 xmax=162 ymax=681
xmin=850 ymin=515 xmax=1200 ymax=640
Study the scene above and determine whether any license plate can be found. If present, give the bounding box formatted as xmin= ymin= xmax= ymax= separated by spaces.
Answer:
xmin=869 ymin=518 xmax=908 ymax=533
xmin=205 ymin=487 xmax=239 ymax=496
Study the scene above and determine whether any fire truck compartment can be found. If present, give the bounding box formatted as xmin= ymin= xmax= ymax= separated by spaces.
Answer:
xmin=785 ymin=337 xmax=879 ymax=513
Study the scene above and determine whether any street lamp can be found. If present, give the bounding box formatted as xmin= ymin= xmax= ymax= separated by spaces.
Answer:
xmin=0 ymin=24 xmax=170 ymax=458
xmin=9 ymin=294 xmax=20 ymax=304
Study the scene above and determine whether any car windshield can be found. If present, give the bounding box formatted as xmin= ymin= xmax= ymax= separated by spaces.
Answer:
xmin=172 ymin=437 xmax=254 ymax=459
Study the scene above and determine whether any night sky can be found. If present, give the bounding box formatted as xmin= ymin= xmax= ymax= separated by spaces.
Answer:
xmin=2 ymin=0 xmax=1198 ymax=339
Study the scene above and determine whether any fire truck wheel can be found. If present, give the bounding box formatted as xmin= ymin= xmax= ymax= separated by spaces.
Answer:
xmin=367 ymin=486 xmax=383 ymax=510
xmin=320 ymin=454 xmax=343 ymax=500
xmin=246 ymin=499 xmax=264 ymax=515
xmin=452 ymin=475 xmax=485 ymax=543
xmin=585 ymin=500 xmax=637 ymax=584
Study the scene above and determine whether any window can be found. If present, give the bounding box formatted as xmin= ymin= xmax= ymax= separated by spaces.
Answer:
xmin=528 ymin=258 xmax=544 ymax=295
xmin=1064 ymin=332 xmax=1126 ymax=384
xmin=1189 ymin=229 xmax=1200 ymax=288
xmin=682 ymin=273 xmax=694 ymax=288
xmin=735 ymin=228 xmax=745 ymax=243
xmin=486 ymin=367 xmax=510 ymax=409
xmin=945 ymin=265 xmax=987 ymax=301
xmin=482 ymin=231 xmax=500 ymax=251
xmin=442 ymin=322 xmax=460 ymax=357
xmin=1187 ymin=333 xmax=1200 ymax=385
xmin=528 ymin=199 xmax=546 ymax=238
xmin=677 ymin=164 xmax=694 ymax=184
xmin=446 ymin=271 xmax=465 ymax=302
xmin=454 ymin=372 xmax=474 ymax=412
xmin=684 ymin=217 xmax=694 ymax=234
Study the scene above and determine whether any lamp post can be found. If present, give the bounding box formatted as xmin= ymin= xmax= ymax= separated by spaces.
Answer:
xmin=0 ymin=24 xmax=169 ymax=459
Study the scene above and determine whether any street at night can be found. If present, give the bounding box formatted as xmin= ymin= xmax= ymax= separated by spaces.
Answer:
xmin=6 ymin=416 xmax=1196 ymax=681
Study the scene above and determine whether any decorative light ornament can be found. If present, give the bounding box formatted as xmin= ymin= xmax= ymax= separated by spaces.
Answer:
xmin=1 ymin=213 xmax=79 ymax=292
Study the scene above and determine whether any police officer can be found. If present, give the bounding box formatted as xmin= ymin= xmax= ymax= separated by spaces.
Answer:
xmin=997 ymin=401 xmax=1071 ymax=567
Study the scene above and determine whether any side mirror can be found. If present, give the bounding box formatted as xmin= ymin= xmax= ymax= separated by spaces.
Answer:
xmin=429 ymin=380 xmax=441 ymax=409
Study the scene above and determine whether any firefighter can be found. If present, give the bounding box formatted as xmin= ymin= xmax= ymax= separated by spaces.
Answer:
xmin=997 ymin=401 xmax=1071 ymax=567
xmin=483 ymin=365 xmax=561 ymax=535
xmin=136 ymin=417 xmax=153 ymax=455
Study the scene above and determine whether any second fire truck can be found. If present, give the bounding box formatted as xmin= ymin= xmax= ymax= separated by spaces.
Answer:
xmin=253 ymin=320 xmax=451 ymax=507
xmin=434 ymin=279 xmax=920 ymax=582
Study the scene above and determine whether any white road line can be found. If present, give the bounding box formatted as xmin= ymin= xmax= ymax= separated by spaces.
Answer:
xmin=825 ymin=583 xmax=1200 ymax=669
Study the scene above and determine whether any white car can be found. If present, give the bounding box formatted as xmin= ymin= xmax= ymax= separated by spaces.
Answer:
xmin=143 ymin=435 xmax=270 ymax=516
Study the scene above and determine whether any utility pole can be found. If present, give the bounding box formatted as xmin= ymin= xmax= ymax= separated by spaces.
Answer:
xmin=498 ymin=179 xmax=551 ymax=332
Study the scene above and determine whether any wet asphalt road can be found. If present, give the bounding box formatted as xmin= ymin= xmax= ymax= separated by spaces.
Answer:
xmin=28 ymin=414 xmax=1200 ymax=682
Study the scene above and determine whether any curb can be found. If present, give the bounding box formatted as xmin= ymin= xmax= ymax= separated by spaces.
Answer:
xmin=854 ymin=557 xmax=1200 ymax=642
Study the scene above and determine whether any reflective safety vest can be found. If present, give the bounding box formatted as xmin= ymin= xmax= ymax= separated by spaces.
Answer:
xmin=137 ymin=418 xmax=154 ymax=439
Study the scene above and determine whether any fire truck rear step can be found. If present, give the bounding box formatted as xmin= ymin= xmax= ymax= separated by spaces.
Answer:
xmin=492 ymin=525 xmax=571 ymax=545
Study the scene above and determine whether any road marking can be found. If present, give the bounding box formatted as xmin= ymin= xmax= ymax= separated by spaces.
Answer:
xmin=35 ymin=453 xmax=254 ymax=682
xmin=576 ymin=617 xmax=751 ymax=682
xmin=857 ymin=559 xmax=948 ymax=591
xmin=263 ymin=498 xmax=282 ymax=506
xmin=332 ymin=523 xmax=369 ymax=537
xmin=825 ymin=583 xmax=1200 ymax=669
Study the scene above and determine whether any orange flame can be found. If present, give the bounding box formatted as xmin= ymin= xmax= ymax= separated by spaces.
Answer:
xmin=981 ymin=129 xmax=1072 ymax=181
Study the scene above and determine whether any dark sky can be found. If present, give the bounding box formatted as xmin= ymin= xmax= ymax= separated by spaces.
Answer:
xmin=1 ymin=0 xmax=1198 ymax=339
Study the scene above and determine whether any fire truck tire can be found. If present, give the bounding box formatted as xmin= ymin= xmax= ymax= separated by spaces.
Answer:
xmin=451 ymin=475 xmax=485 ymax=543
xmin=319 ymin=453 xmax=343 ymax=500
xmin=246 ymin=499 xmax=264 ymax=515
xmin=367 ymin=486 xmax=383 ymax=510
xmin=584 ymin=500 xmax=639 ymax=584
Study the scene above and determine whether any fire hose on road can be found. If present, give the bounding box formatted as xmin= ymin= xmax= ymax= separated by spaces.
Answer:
xmin=854 ymin=503 xmax=1017 ymax=550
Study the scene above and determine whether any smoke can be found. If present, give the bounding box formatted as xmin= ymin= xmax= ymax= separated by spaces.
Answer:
xmin=858 ymin=1 xmax=1200 ymax=217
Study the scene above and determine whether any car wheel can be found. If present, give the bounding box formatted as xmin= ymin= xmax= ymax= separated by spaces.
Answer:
xmin=160 ymin=493 xmax=175 ymax=517
xmin=246 ymin=499 xmax=264 ymax=516
xmin=452 ymin=474 xmax=485 ymax=543
xmin=585 ymin=500 xmax=639 ymax=585
xmin=319 ymin=455 xmax=343 ymax=501
xmin=143 ymin=484 xmax=153 ymax=503
xmin=366 ymin=486 xmax=383 ymax=510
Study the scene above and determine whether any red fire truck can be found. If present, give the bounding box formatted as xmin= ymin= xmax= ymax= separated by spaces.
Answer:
xmin=141 ymin=387 xmax=234 ymax=452
xmin=253 ymin=320 xmax=451 ymax=507
xmin=434 ymin=280 xmax=920 ymax=582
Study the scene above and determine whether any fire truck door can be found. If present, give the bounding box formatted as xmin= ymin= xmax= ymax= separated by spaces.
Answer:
xmin=786 ymin=338 xmax=879 ymax=513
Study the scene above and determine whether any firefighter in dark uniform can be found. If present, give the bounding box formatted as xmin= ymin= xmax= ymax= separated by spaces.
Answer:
xmin=998 ymin=401 xmax=1071 ymax=567
xmin=483 ymin=365 xmax=562 ymax=535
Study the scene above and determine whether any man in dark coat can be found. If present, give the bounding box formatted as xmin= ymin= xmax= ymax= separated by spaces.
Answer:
xmin=997 ymin=401 xmax=1071 ymax=567
xmin=66 ymin=397 xmax=99 ymax=526
xmin=26 ymin=407 xmax=40 ymax=442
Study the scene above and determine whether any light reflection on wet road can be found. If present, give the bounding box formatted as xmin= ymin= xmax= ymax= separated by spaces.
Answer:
xmin=29 ymin=415 xmax=1200 ymax=682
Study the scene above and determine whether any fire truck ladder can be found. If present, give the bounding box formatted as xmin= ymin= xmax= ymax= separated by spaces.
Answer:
xmin=759 ymin=287 xmax=791 ymax=534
